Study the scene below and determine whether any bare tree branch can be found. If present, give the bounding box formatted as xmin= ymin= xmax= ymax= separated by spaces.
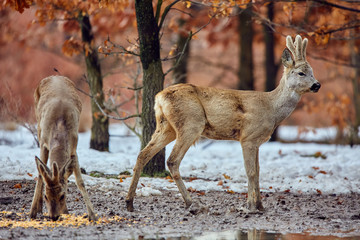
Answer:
xmin=158 ymin=0 xmax=181 ymax=31
xmin=164 ymin=15 xmax=216 ymax=76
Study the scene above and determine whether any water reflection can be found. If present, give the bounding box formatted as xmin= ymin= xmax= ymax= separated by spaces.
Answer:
xmin=147 ymin=229 xmax=360 ymax=240
xmin=193 ymin=229 xmax=279 ymax=240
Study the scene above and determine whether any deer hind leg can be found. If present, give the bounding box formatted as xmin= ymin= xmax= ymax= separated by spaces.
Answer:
xmin=71 ymin=154 xmax=97 ymax=221
xmin=30 ymin=145 xmax=48 ymax=219
xmin=241 ymin=142 xmax=264 ymax=212
xmin=167 ymin=125 xmax=204 ymax=208
xmin=126 ymin=119 xmax=176 ymax=212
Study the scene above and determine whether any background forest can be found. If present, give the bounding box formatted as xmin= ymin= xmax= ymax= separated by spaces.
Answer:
xmin=0 ymin=0 xmax=359 ymax=174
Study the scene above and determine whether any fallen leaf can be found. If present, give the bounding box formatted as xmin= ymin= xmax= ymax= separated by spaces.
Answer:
xmin=119 ymin=178 xmax=123 ymax=183
xmin=197 ymin=191 xmax=205 ymax=196
xmin=13 ymin=184 xmax=22 ymax=189
xmin=319 ymin=170 xmax=327 ymax=174
xmin=189 ymin=177 xmax=198 ymax=182
xmin=141 ymin=183 xmax=145 ymax=187
xmin=284 ymin=189 xmax=290 ymax=193
xmin=308 ymin=175 xmax=314 ymax=179
xmin=312 ymin=167 xmax=320 ymax=170
xmin=316 ymin=189 xmax=322 ymax=195
xmin=226 ymin=190 xmax=235 ymax=194
xmin=27 ymin=173 xmax=33 ymax=177
xmin=223 ymin=174 xmax=231 ymax=180
xmin=217 ymin=180 xmax=223 ymax=186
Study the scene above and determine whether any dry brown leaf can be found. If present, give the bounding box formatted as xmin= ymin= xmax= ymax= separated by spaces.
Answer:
xmin=223 ymin=174 xmax=231 ymax=180
xmin=189 ymin=177 xmax=198 ymax=182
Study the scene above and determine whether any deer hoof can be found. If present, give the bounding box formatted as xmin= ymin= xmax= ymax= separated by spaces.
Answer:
xmin=184 ymin=200 xmax=193 ymax=209
xmin=125 ymin=199 xmax=134 ymax=212
xmin=189 ymin=201 xmax=208 ymax=215
xmin=88 ymin=212 xmax=98 ymax=222
xmin=247 ymin=201 xmax=265 ymax=213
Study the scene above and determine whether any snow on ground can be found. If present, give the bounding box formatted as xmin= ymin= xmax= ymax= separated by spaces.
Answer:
xmin=0 ymin=124 xmax=359 ymax=197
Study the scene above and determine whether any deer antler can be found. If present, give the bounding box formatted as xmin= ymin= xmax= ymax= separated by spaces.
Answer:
xmin=286 ymin=35 xmax=308 ymax=63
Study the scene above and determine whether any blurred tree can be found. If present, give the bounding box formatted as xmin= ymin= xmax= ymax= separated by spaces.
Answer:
xmin=3 ymin=0 xmax=132 ymax=151
xmin=79 ymin=14 xmax=109 ymax=151
xmin=350 ymin=31 xmax=360 ymax=145
xmin=237 ymin=3 xmax=254 ymax=90
xmin=263 ymin=2 xmax=279 ymax=141
xmin=172 ymin=18 xmax=191 ymax=85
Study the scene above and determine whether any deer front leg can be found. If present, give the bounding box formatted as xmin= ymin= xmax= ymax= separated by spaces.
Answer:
xmin=72 ymin=155 xmax=97 ymax=221
xmin=241 ymin=142 xmax=264 ymax=212
xmin=30 ymin=146 xmax=48 ymax=219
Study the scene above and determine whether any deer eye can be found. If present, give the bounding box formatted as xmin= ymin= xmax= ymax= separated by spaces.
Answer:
xmin=59 ymin=194 xmax=65 ymax=201
xmin=298 ymin=72 xmax=306 ymax=76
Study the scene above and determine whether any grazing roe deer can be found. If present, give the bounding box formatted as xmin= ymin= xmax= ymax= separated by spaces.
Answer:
xmin=30 ymin=76 xmax=96 ymax=221
xmin=126 ymin=35 xmax=321 ymax=212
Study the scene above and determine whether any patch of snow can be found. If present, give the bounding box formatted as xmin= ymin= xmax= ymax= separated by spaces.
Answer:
xmin=1 ymin=124 xmax=359 ymax=195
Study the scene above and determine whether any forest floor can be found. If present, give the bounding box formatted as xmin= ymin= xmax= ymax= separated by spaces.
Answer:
xmin=1 ymin=180 xmax=360 ymax=239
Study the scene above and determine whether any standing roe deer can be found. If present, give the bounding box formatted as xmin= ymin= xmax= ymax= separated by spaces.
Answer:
xmin=30 ymin=75 xmax=96 ymax=221
xmin=126 ymin=35 xmax=321 ymax=212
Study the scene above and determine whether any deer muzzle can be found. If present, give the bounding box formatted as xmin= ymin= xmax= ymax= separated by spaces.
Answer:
xmin=310 ymin=82 xmax=321 ymax=92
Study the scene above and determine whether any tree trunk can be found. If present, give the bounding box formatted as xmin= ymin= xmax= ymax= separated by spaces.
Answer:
xmin=135 ymin=0 xmax=165 ymax=176
xmin=350 ymin=36 xmax=360 ymax=145
xmin=237 ymin=4 xmax=254 ymax=90
xmin=263 ymin=2 xmax=279 ymax=141
xmin=79 ymin=15 xmax=109 ymax=152
xmin=172 ymin=19 xmax=190 ymax=85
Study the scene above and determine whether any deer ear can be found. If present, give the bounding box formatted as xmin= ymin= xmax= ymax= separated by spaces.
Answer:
xmin=302 ymin=38 xmax=308 ymax=59
xmin=52 ymin=162 xmax=60 ymax=181
xmin=35 ymin=156 xmax=52 ymax=184
xmin=60 ymin=156 xmax=75 ymax=179
xmin=281 ymin=48 xmax=294 ymax=68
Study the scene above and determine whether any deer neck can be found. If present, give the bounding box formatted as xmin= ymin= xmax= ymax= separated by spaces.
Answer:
xmin=270 ymin=73 xmax=301 ymax=126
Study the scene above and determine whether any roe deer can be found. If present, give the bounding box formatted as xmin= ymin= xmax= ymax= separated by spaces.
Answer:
xmin=30 ymin=76 xmax=96 ymax=221
xmin=126 ymin=35 xmax=321 ymax=212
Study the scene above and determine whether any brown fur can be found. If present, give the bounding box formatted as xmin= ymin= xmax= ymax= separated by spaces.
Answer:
xmin=126 ymin=35 xmax=321 ymax=212
xmin=30 ymin=76 xmax=96 ymax=221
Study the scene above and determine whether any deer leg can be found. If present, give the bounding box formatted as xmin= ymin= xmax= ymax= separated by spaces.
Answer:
xmin=30 ymin=146 xmax=49 ymax=219
xmin=126 ymin=122 xmax=175 ymax=212
xmin=241 ymin=142 xmax=264 ymax=212
xmin=72 ymin=154 xmax=97 ymax=221
xmin=167 ymin=129 xmax=203 ymax=208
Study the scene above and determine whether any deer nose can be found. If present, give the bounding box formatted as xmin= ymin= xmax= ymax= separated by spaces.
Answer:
xmin=50 ymin=215 xmax=60 ymax=221
xmin=310 ymin=82 xmax=321 ymax=92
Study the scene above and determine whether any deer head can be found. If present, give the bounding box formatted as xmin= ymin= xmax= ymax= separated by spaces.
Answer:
xmin=35 ymin=156 xmax=74 ymax=221
xmin=281 ymin=35 xmax=321 ymax=94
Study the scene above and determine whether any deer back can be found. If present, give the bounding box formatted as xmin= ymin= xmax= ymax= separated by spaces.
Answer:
xmin=34 ymin=75 xmax=82 ymax=169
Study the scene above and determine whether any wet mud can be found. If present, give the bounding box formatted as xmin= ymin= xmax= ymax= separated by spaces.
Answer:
xmin=1 ymin=180 xmax=360 ymax=239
